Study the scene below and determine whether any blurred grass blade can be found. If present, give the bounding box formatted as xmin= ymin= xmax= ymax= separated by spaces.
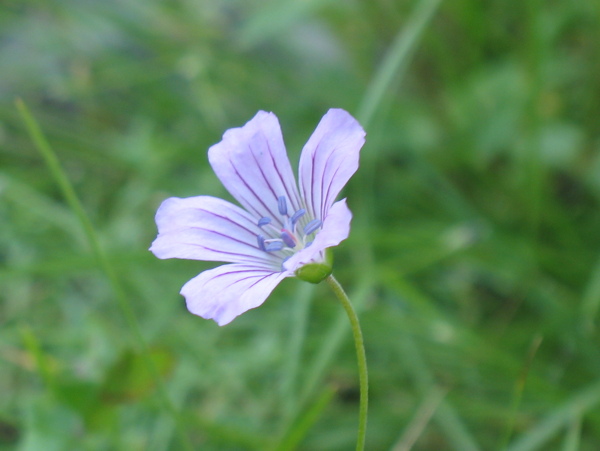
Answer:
xmin=191 ymin=416 xmax=271 ymax=450
xmin=0 ymin=174 xmax=85 ymax=245
xmin=507 ymin=380 xmax=600 ymax=451
xmin=357 ymin=0 xmax=443 ymax=129
xmin=281 ymin=283 xmax=315 ymax=422
xmin=580 ymin=254 xmax=600 ymax=333
xmin=20 ymin=326 xmax=57 ymax=395
xmin=15 ymin=99 xmax=194 ymax=451
xmin=561 ymin=416 xmax=581 ymax=451
xmin=391 ymin=387 xmax=447 ymax=451
xmin=353 ymin=0 xmax=444 ymax=265
xmin=274 ymin=386 xmax=336 ymax=451
xmin=15 ymin=99 xmax=103 ymax=258
xmin=238 ymin=0 xmax=334 ymax=47
xmin=500 ymin=334 xmax=543 ymax=450
xmin=399 ymin=309 xmax=480 ymax=451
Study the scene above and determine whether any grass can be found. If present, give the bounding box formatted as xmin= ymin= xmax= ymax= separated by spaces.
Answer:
xmin=2 ymin=0 xmax=600 ymax=449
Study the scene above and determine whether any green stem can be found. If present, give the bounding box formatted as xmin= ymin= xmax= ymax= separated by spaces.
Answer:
xmin=326 ymin=274 xmax=368 ymax=451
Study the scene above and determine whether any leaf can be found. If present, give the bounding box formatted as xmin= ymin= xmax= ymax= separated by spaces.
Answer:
xmin=100 ymin=347 xmax=175 ymax=404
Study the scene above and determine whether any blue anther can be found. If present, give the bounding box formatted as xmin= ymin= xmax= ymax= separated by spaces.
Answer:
xmin=281 ymin=256 xmax=291 ymax=271
xmin=290 ymin=209 xmax=306 ymax=227
xmin=257 ymin=235 xmax=266 ymax=251
xmin=265 ymin=241 xmax=284 ymax=252
xmin=280 ymin=231 xmax=296 ymax=248
xmin=303 ymin=219 xmax=322 ymax=235
xmin=258 ymin=217 xmax=271 ymax=227
xmin=278 ymin=196 xmax=288 ymax=216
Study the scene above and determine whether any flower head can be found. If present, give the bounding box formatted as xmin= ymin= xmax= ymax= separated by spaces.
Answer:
xmin=150 ymin=109 xmax=365 ymax=325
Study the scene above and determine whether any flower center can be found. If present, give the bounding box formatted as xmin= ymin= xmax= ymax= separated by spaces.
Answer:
xmin=256 ymin=195 xmax=322 ymax=261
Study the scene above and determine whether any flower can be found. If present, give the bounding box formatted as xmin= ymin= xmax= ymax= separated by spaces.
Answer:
xmin=150 ymin=109 xmax=365 ymax=325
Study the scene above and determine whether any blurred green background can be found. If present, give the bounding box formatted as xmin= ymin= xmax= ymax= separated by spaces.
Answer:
xmin=2 ymin=0 xmax=600 ymax=449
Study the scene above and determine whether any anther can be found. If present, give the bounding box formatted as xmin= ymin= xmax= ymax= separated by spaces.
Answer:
xmin=265 ymin=241 xmax=284 ymax=252
xmin=258 ymin=217 xmax=271 ymax=227
xmin=278 ymin=196 xmax=288 ymax=216
xmin=290 ymin=209 xmax=306 ymax=227
xmin=280 ymin=231 xmax=296 ymax=248
xmin=303 ymin=219 xmax=322 ymax=235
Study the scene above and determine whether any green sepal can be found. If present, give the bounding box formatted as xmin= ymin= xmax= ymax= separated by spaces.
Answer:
xmin=295 ymin=250 xmax=333 ymax=284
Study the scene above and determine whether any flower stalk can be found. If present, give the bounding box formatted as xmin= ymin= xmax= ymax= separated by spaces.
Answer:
xmin=326 ymin=275 xmax=368 ymax=451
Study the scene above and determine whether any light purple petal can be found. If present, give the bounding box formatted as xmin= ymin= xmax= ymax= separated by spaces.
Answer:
xmin=283 ymin=198 xmax=352 ymax=272
xmin=299 ymin=109 xmax=365 ymax=221
xmin=208 ymin=111 xmax=302 ymax=228
xmin=150 ymin=196 xmax=279 ymax=269
xmin=181 ymin=264 xmax=289 ymax=326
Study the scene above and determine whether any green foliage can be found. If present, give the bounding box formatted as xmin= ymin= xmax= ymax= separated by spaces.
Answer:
xmin=2 ymin=0 xmax=600 ymax=449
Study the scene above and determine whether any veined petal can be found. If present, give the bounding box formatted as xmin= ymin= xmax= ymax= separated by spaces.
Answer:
xmin=299 ymin=109 xmax=365 ymax=221
xmin=283 ymin=198 xmax=352 ymax=272
xmin=182 ymin=264 xmax=289 ymax=326
xmin=208 ymin=111 xmax=301 ymax=228
xmin=150 ymin=196 xmax=279 ymax=268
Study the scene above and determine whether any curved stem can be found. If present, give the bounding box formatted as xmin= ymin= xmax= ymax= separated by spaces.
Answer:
xmin=326 ymin=274 xmax=369 ymax=451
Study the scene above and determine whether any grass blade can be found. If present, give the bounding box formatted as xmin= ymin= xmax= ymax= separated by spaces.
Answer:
xmin=507 ymin=380 xmax=600 ymax=451
xmin=274 ymin=386 xmax=336 ymax=451
xmin=561 ymin=416 xmax=581 ymax=451
xmin=357 ymin=0 xmax=443 ymax=129
xmin=391 ymin=387 xmax=447 ymax=451
xmin=15 ymin=99 xmax=194 ymax=451
xmin=280 ymin=283 xmax=315 ymax=422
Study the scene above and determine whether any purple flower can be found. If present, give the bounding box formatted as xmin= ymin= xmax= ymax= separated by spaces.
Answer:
xmin=150 ymin=109 xmax=365 ymax=325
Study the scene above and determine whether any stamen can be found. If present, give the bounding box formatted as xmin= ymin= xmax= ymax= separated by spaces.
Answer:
xmin=257 ymin=235 xmax=266 ymax=251
xmin=265 ymin=241 xmax=284 ymax=252
xmin=281 ymin=256 xmax=291 ymax=271
xmin=280 ymin=230 xmax=296 ymax=248
xmin=278 ymin=196 xmax=288 ymax=216
xmin=290 ymin=209 xmax=306 ymax=227
xmin=256 ymin=201 xmax=323 ymax=260
xmin=258 ymin=217 xmax=271 ymax=227
xmin=303 ymin=219 xmax=322 ymax=235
